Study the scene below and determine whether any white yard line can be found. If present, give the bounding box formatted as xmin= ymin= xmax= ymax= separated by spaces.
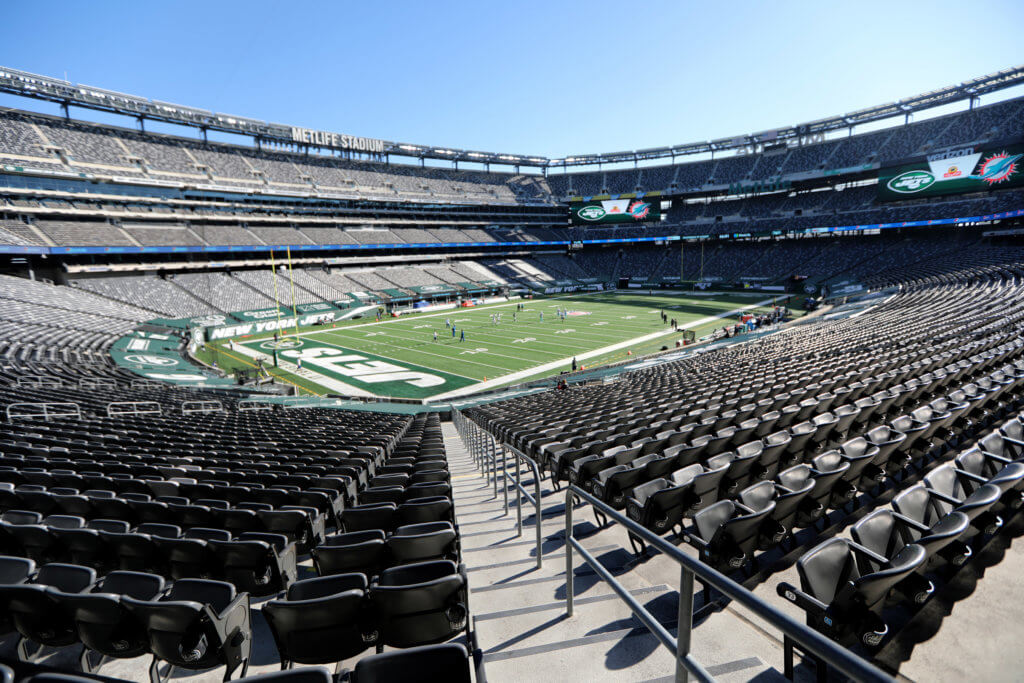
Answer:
xmin=425 ymin=298 xmax=775 ymax=402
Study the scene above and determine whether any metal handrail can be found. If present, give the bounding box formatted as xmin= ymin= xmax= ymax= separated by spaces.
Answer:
xmin=80 ymin=377 xmax=116 ymax=390
xmin=503 ymin=443 xmax=543 ymax=568
xmin=453 ymin=409 xmax=542 ymax=568
xmin=106 ymin=401 xmax=161 ymax=417
xmin=16 ymin=375 xmax=62 ymax=388
xmin=6 ymin=401 xmax=81 ymax=421
xmin=181 ymin=400 xmax=223 ymax=414
xmin=564 ymin=485 xmax=891 ymax=683
xmin=238 ymin=400 xmax=274 ymax=411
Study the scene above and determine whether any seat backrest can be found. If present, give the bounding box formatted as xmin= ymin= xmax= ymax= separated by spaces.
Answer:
xmin=377 ymin=559 xmax=457 ymax=587
xmin=670 ymin=464 xmax=703 ymax=488
xmin=693 ymin=500 xmax=735 ymax=542
xmin=287 ymin=573 xmax=367 ymax=601
xmin=811 ymin=452 xmax=845 ymax=473
xmin=35 ymin=563 xmax=96 ymax=593
xmin=184 ymin=527 xmax=232 ymax=542
xmin=739 ymin=482 xmax=775 ymax=512
xmin=850 ymin=510 xmax=901 ymax=561
xmin=736 ymin=440 xmax=763 ymax=459
xmin=342 ymin=503 xmax=397 ymax=532
xmin=88 ymin=519 xmax=130 ymax=533
xmin=2 ymin=510 xmax=42 ymax=525
xmin=97 ymin=570 xmax=166 ymax=600
xmin=43 ymin=515 xmax=84 ymax=530
xmin=165 ymin=578 xmax=236 ymax=614
xmin=776 ymin=465 xmax=812 ymax=492
xmin=136 ymin=523 xmax=181 ymax=539
xmin=923 ymin=464 xmax=964 ymax=500
xmin=954 ymin=447 xmax=990 ymax=478
xmin=352 ymin=643 xmax=471 ymax=683
xmin=796 ymin=538 xmax=858 ymax=605
xmin=0 ymin=556 xmax=35 ymax=584
xmin=841 ymin=437 xmax=870 ymax=458
xmin=892 ymin=485 xmax=936 ymax=525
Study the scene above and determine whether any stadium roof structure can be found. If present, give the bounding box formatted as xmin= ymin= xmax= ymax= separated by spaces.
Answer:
xmin=2 ymin=65 xmax=1023 ymax=170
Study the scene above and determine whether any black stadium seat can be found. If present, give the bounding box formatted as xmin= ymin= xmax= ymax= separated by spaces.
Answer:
xmin=369 ymin=559 xmax=468 ymax=649
xmin=779 ymin=538 xmax=927 ymax=647
xmin=63 ymin=570 xmax=167 ymax=672
xmin=262 ymin=573 xmax=374 ymax=669
xmin=123 ymin=578 xmax=252 ymax=682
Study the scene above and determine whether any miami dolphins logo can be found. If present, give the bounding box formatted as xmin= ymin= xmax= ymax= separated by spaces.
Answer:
xmin=975 ymin=152 xmax=1021 ymax=185
xmin=628 ymin=201 xmax=651 ymax=219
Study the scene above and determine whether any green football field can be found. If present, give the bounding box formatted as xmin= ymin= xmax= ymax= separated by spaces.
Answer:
xmin=203 ymin=291 xmax=791 ymax=400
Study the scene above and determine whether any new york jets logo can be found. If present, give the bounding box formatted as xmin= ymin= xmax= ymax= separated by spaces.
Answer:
xmin=260 ymin=339 xmax=303 ymax=350
xmin=190 ymin=315 xmax=226 ymax=327
xmin=124 ymin=354 xmax=178 ymax=367
xmin=887 ymin=170 xmax=935 ymax=194
xmin=578 ymin=206 xmax=606 ymax=221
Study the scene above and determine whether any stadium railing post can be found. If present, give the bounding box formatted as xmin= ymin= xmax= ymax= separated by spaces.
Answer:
xmin=676 ymin=566 xmax=695 ymax=683
xmin=565 ymin=486 xmax=574 ymax=618
xmin=501 ymin=442 xmax=509 ymax=515
xmin=515 ymin=448 xmax=524 ymax=537
xmin=491 ymin=436 xmax=499 ymax=500
xmin=506 ymin=444 xmax=543 ymax=568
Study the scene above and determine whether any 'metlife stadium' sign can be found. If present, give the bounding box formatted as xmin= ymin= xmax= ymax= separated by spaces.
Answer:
xmin=290 ymin=127 xmax=385 ymax=154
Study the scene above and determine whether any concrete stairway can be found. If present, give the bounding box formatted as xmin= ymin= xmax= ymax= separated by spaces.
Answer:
xmin=443 ymin=422 xmax=793 ymax=683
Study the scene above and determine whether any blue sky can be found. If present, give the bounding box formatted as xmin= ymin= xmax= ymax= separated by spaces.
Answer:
xmin=1 ymin=1 xmax=1023 ymax=159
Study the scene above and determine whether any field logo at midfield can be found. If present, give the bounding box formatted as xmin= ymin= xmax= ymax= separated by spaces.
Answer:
xmin=887 ymin=170 xmax=935 ymax=194
xmin=279 ymin=347 xmax=445 ymax=388
xmin=260 ymin=339 xmax=303 ymax=351
xmin=567 ymin=311 xmax=592 ymax=316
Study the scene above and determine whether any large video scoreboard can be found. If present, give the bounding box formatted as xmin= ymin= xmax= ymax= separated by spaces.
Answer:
xmin=570 ymin=198 xmax=661 ymax=225
xmin=877 ymin=141 xmax=1023 ymax=201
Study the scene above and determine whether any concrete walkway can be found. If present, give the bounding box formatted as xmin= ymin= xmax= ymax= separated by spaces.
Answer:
xmin=443 ymin=422 xmax=794 ymax=682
